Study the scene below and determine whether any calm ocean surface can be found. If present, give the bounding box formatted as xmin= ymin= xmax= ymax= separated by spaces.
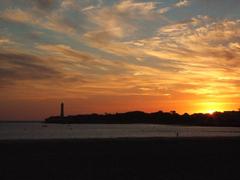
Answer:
xmin=0 ymin=122 xmax=240 ymax=140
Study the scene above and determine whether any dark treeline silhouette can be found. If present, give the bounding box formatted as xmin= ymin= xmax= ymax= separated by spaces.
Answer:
xmin=45 ymin=110 xmax=240 ymax=127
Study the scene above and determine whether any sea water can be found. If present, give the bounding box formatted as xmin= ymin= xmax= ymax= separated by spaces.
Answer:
xmin=0 ymin=122 xmax=240 ymax=140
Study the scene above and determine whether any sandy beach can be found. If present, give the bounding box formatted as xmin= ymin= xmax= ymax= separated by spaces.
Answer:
xmin=1 ymin=136 xmax=240 ymax=180
xmin=1 ymin=123 xmax=240 ymax=179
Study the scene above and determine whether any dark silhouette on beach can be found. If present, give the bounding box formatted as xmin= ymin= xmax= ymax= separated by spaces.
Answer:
xmin=45 ymin=104 xmax=240 ymax=126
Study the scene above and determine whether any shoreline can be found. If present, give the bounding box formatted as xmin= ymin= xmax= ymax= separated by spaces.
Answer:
xmin=1 ymin=135 xmax=240 ymax=143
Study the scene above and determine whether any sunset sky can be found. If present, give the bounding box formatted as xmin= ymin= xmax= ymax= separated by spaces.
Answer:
xmin=1 ymin=0 xmax=240 ymax=120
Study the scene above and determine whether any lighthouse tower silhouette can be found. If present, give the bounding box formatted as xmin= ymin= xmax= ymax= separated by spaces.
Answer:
xmin=60 ymin=102 xmax=64 ymax=118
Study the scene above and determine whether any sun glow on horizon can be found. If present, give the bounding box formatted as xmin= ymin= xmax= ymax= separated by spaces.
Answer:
xmin=197 ymin=102 xmax=228 ymax=114
xmin=206 ymin=109 xmax=216 ymax=114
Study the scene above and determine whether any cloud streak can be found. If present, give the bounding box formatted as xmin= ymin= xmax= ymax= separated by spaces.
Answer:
xmin=0 ymin=0 xmax=240 ymax=118
xmin=175 ymin=0 xmax=190 ymax=8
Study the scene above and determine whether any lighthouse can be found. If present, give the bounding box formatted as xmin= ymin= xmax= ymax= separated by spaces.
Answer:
xmin=60 ymin=102 xmax=64 ymax=118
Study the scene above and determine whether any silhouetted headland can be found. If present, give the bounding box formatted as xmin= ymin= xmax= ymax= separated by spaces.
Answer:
xmin=45 ymin=109 xmax=240 ymax=127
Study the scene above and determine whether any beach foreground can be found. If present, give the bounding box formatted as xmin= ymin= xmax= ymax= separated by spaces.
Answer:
xmin=0 ymin=137 xmax=240 ymax=180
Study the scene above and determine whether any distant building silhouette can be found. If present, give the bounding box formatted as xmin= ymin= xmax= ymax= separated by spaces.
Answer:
xmin=60 ymin=102 xmax=64 ymax=118
xmin=45 ymin=108 xmax=240 ymax=127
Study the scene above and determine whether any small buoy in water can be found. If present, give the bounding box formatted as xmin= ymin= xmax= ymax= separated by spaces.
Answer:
xmin=176 ymin=131 xmax=179 ymax=137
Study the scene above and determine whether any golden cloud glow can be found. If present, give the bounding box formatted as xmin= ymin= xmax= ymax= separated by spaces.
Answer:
xmin=0 ymin=0 xmax=240 ymax=120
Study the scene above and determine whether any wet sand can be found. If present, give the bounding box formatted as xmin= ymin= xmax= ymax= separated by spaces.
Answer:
xmin=0 ymin=137 xmax=240 ymax=180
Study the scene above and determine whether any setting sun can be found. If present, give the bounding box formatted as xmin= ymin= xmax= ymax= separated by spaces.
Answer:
xmin=196 ymin=102 xmax=231 ymax=114
xmin=207 ymin=110 xmax=216 ymax=114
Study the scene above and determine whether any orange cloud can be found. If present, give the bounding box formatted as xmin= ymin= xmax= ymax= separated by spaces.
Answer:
xmin=1 ymin=1 xmax=240 ymax=119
